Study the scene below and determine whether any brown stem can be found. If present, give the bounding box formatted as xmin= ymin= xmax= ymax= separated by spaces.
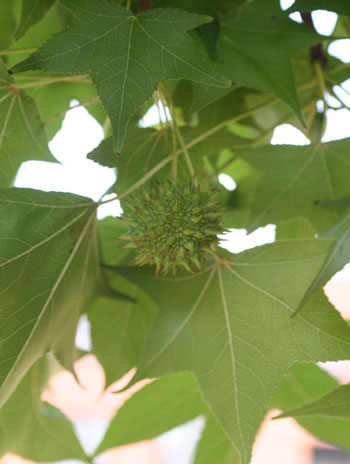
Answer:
xmin=138 ymin=0 xmax=151 ymax=12
xmin=301 ymin=12 xmax=327 ymax=67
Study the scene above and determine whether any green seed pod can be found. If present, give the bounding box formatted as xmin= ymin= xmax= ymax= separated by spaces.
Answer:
xmin=120 ymin=182 xmax=225 ymax=274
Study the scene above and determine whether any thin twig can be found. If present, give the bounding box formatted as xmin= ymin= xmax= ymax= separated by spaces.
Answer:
xmin=137 ymin=0 xmax=151 ymax=12
xmin=0 ymin=47 xmax=36 ymax=56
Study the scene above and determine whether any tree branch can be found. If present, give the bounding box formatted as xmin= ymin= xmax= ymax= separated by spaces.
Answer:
xmin=138 ymin=0 xmax=151 ymax=13
xmin=301 ymin=12 xmax=327 ymax=67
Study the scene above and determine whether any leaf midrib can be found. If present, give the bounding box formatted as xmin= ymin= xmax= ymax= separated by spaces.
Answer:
xmin=217 ymin=267 xmax=246 ymax=463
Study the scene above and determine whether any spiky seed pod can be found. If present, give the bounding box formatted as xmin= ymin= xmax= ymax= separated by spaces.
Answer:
xmin=120 ymin=182 xmax=225 ymax=274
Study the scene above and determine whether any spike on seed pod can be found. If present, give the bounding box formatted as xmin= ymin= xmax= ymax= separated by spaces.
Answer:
xmin=120 ymin=182 xmax=225 ymax=274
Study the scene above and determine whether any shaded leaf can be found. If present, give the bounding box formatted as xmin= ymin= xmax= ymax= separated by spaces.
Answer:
xmin=13 ymin=0 xmax=230 ymax=152
xmin=0 ymin=59 xmax=55 ymax=187
xmin=173 ymin=79 xmax=232 ymax=116
xmin=0 ymin=188 xmax=99 ymax=407
xmin=288 ymin=0 xmax=350 ymax=15
xmin=16 ymin=0 xmax=55 ymax=40
xmin=89 ymin=274 xmax=157 ymax=387
xmin=30 ymin=80 xmax=106 ymax=141
xmin=238 ymin=138 xmax=350 ymax=232
xmin=88 ymin=125 xmax=244 ymax=198
xmin=114 ymin=239 xmax=350 ymax=464
xmin=0 ymin=356 xmax=87 ymax=462
xmin=218 ymin=0 xmax=322 ymax=122
xmin=98 ymin=216 xmax=134 ymax=267
xmin=6 ymin=2 xmax=72 ymax=70
xmin=319 ymin=197 xmax=350 ymax=210
xmin=0 ymin=0 xmax=19 ymax=50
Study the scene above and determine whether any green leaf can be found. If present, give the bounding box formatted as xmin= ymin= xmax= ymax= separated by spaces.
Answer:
xmin=272 ymin=362 xmax=350 ymax=449
xmin=238 ymin=139 xmax=350 ymax=232
xmin=29 ymin=80 xmax=106 ymax=140
xmin=88 ymin=125 xmax=244 ymax=198
xmin=287 ymin=0 xmax=350 ymax=15
xmin=0 ymin=0 xmax=19 ymax=50
xmin=319 ymin=197 xmax=350 ymax=210
xmin=89 ymin=274 xmax=157 ymax=387
xmin=0 ymin=356 xmax=87 ymax=462
xmin=96 ymin=372 xmax=205 ymax=454
xmin=96 ymin=371 xmax=238 ymax=462
xmin=216 ymin=154 xmax=262 ymax=229
xmin=0 ymin=59 xmax=55 ymax=187
xmin=6 ymin=2 xmax=69 ymax=69
xmin=113 ymin=239 xmax=350 ymax=464
xmin=193 ymin=414 xmax=239 ymax=464
xmin=88 ymin=129 xmax=172 ymax=190
xmin=297 ymin=208 xmax=350 ymax=312
xmin=16 ymin=0 xmax=55 ymax=40
xmin=13 ymin=0 xmax=231 ymax=152
xmin=218 ymin=0 xmax=322 ymax=123
xmin=98 ymin=216 xmax=134 ymax=267
xmin=0 ymin=188 xmax=99 ymax=407
xmin=173 ymin=79 xmax=232 ymax=116
xmin=276 ymin=218 xmax=316 ymax=240
xmin=276 ymin=383 xmax=350 ymax=421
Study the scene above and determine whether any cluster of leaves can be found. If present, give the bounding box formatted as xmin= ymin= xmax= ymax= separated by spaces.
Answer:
xmin=0 ymin=0 xmax=350 ymax=462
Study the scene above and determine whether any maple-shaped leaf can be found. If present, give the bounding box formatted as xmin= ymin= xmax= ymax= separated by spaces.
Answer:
xmin=114 ymin=240 xmax=350 ymax=464
xmin=0 ymin=356 xmax=87 ymax=462
xmin=237 ymin=138 xmax=350 ymax=233
xmin=216 ymin=0 xmax=321 ymax=123
xmin=0 ymin=59 xmax=54 ymax=187
xmin=0 ymin=188 xmax=99 ymax=407
xmin=12 ymin=0 xmax=231 ymax=152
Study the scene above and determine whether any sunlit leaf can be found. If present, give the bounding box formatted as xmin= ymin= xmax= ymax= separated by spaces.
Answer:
xmin=0 ymin=59 xmax=54 ymax=187
xmin=298 ymin=207 xmax=350 ymax=311
xmin=114 ymin=239 xmax=350 ymax=464
xmin=0 ymin=188 xmax=99 ymax=407
xmin=96 ymin=371 xmax=238 ymax=462
xmin=276 ymin=383 xmax=350 ymax=421
xmin=272 ymin=362 xmax=350 ymax=449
